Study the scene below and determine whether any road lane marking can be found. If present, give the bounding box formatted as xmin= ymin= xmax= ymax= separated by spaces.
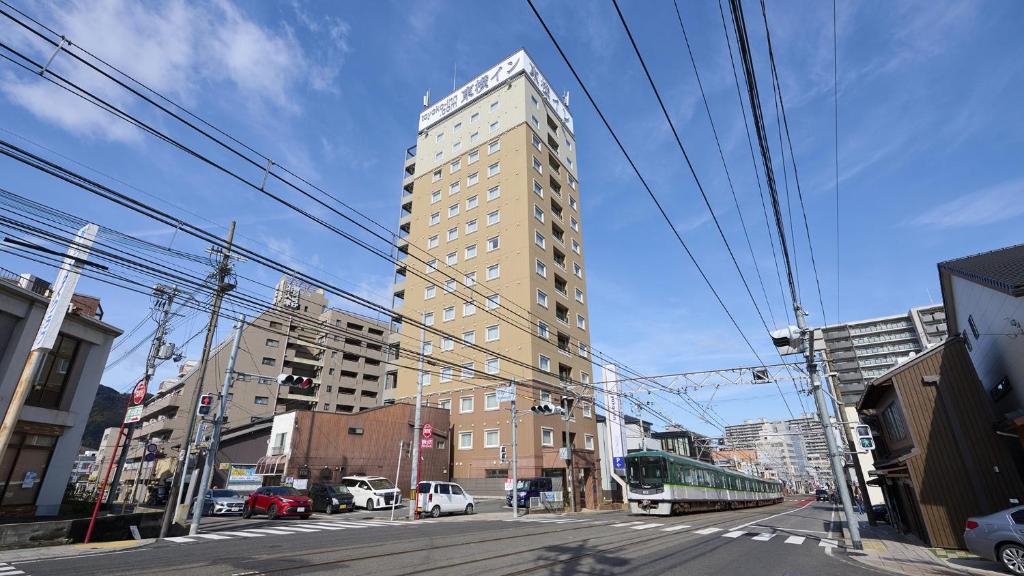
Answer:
xmin=722 ymin=531 xmax=746 ymax=538
xmin=295 ymin=523 xmax=347 ymax=530
xmin=751 ymin=533 xmax=775 ymax=541
xmin=611 ymin=521 xmax=645 ymax=527
xmin=193 ymin=534 xmax=232 ymax=540
xmin=730 ymin=500 xmax=815 ymax=531
xmin=320 ymin=522 xmax=371 ymax=528
xmin=242 ymin=528 xmax=294 ymax=535
xmin=694 ymin=527 xmax=722 ymax=535
xmin=819 ymin=538 xmax=838 ymax=548
xmin=785 ymin=536 xmax=805 ymax=545
xmin=749 ymin=526 xmax=831 ymax=535
xmin=271 ymin=527 xmax=319 ymax=533
xmin=210 ymin=531 xmax=265 ymax=537
xmin=165 ymin=537 xmax=197 ymax=543
xmin=661 ymin=525 xmax=690 ymax=532
xmin=630 ymin=523 xmax=662 ymax=530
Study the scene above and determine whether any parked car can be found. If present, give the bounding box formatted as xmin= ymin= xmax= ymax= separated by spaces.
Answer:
xmin=815 ymin=489 xmax=830 ymax=502
xmin=965 ymin=506 xmax=1024 ymax=575
xmin=308 ymin=483 xmax=355 ymax=514
xmin=190 ymin=489 xmax=246 ymax=516
xmin=417 ymin=481 xmax=474 ymax=518
xmin=242 ymin=486 xmax=312 ymax=519
xmin=871 ymin=504 xmax=890 ymax=524
xmin=507 ymin=477 xmax=553 ymax=508
xmin=340 ymin=476 xmax=401 ymax=510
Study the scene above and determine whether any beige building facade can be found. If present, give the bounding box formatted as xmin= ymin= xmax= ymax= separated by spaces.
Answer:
xmin=121 ymin=278 xmax=390 ymax=501
xmin=390 ymin=51 xmax=600 ymax=506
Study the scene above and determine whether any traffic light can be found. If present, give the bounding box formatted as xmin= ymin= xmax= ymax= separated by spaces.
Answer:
xmin=530 ymin=402 xmax=565 ymax=416
xmin=855 ymin=425 xmax=875 ymax=452
xmin=197 ymin=394 xmax=214 ymax=416
xmin=277 ymin=374 xmax=314 ymax=389
xmin=499 ymin=445 xmax=507 ymax=463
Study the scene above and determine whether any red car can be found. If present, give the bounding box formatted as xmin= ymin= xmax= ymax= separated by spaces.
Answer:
xmin=242 ymin=486 xmax=312 ymax=520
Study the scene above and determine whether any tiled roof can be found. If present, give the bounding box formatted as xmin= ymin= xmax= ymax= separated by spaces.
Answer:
xmin=939 ymin=243 xmax=1024 ymax=297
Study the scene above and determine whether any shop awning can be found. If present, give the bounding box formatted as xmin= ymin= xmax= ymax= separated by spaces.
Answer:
xmin=255 ymin=454 xmax=286 ymax=476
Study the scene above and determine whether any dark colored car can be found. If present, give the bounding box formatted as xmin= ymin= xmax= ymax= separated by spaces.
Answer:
xmin=507 ymin=477 xmax=553 ymax=508
xmin=871 ymin=504 xmax=890 ymax=524
xmin=242 ymin=486 xmax=312 ymax=519
xmin=308 ymin=483 xmax=354 ymax=514
xmin=815 ymin=489 xmax=830 ymax=502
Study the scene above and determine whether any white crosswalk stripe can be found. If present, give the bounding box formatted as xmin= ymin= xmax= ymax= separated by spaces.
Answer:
xmin=751 ymin=533 xmax=775 ymax=541
xmin=0 ymin=565 xmax=24 ymax=576
xmin=784 ymin=535 xmax=805 ymax=545
xmin=611 ymin=521 xmax=646 ymax=528
xmin=819 ymin=538 xmax=838 ymax=548
xmin=722 ymin=531 xmax=746 ymax=538
xmin=694 ymin=527 xmax=722 ymax=535
xmin=193 ymin=534 xmax=232 ymax=540
xmin=660 ymin=525 xmax=690 ymax=532
xmin=629 ymin=523 xmax=662 ymax=530
xmin=165 ymin=536 xmax=197 ymax=543
xmin=161 ymin=519 xmax=429 ymax=545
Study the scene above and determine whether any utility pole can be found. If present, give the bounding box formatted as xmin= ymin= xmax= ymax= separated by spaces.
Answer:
xmin=794 ymin=306 xmax=862 ymax=550
xmin=107 ymin=285 xmax=178 ymax=509
xmin=509 ymin=379 xmax=519 ymax=519
xmin=160 ymin=222 xmax=236 ymax=538
xmin=0 ymin=224 xmax=97 ymax=468
xmin=408 ymin=315 xmax=425 ymax=521
xmin=563 ymin=384 xmax=577 ymax=513
xmin=190 ymin=314 xmax=243 ymax=535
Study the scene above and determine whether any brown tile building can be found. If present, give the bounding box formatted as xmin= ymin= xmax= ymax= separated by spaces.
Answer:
xmin=388 ymin=50 xmax=600 ymax=506
xmin=122 ymin=277 xmax=391 ymax=502
xmin=858 ymin=336 xmax=1024 ymax=549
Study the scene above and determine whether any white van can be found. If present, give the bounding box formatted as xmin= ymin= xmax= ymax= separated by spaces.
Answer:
xmin=340 ymin=476 xmax=401 ymax=510
xmin=417 ymin=481 xmax=475 ymax=517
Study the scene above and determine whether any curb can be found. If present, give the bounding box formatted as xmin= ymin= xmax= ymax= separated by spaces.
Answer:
xmin=0 ymin=538 xmax=154 ymax=563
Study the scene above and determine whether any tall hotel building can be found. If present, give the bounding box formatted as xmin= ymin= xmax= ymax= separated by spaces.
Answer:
xmin=388 ymin=50 xmax=600 ymax=507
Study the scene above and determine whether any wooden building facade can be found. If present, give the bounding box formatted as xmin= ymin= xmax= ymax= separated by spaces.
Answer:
xmin=858 ymin=336 xmax=1024 ymax=548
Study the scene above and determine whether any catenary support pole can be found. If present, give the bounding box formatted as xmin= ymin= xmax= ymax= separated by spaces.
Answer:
xmin=408 ymin=315 xmax=425 ymax=521
xmin=511 ymin=379 xmax=519 ymax=519
xmin=160 ymin=222 xmax=235 ymax=538
xmin=190 ymin=314 xmax=243 ymax=535
xmin=392 ymin=440 xmax=403 ymax=522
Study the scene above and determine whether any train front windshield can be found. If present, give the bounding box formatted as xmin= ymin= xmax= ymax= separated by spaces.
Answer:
xmin=627 ymin=456 xmax=667 ymax=489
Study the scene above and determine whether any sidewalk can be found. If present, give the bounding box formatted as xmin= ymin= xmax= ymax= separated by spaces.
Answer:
xmin=841 ymin=513 xmax=1007 ymax=576
xmin=0 ymin=538 xmax=152 ymax=564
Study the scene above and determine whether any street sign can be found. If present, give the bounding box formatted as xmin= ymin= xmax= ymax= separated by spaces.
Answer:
xmin=422 ymin=423 xmax=433 ymax=439
xmin=559 ymin=447 xmax=571 ymax=461
xmin=32 ymin=224 xmax=98 ymax=351
xmin=613 ymin=457 xmax=625 ymax=470
xmin=131 ymin=380 xmax=147 ymax=406
xmin=124 ymin=405 xmax=143 ymax=424
xmin=495 ymin=386 xmax=515 ymax=402
xmin=146 ymin=443 xmax=158 ymax=454
xmin=420 ymin=438 xmax=433 ymax=449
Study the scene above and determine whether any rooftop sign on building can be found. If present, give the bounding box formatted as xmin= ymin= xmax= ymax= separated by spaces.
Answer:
xmin=418 ymin=49 xmax=574 ymax=135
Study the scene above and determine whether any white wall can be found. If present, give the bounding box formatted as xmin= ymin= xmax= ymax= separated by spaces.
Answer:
xmin=950 ymin=276 xmax=1024 ymax=411
xmin=268 ymin=412 xmax=297 ymax=457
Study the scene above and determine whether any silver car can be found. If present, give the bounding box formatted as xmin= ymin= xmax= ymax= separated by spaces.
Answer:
xmin=192 ymin=489 xmax=247 ymax=516
xmin=964 ymin=505 xmax=1024 ymax=574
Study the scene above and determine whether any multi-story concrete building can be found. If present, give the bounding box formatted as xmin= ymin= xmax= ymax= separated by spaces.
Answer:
xmin=724 ymin=414 xmax=833 ymax=490
xmin=814 ymin=304 xmax=948 ymax=504
xmin=0 ymin=271 xmax=121 ymax=516
xmin=121 ymin=277 xmax=390 ymax=502
xmin=389 ymin=50 xmax=600 ymax=507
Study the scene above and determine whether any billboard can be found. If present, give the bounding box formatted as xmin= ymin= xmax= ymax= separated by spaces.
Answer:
xmin=227 ymin=465 xmax=261 ymax=491
xmin=418 ymin=49 xmax=574 ymax=135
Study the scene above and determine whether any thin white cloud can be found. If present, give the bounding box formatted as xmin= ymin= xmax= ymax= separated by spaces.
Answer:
xmin=911 ymin=178 xmax=1024 ymax=229
xmin=0 ymin=0 xmax=349 ymax=142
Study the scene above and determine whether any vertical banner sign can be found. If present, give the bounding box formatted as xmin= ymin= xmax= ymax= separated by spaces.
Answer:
xmin=32 ymin=223 xmax=99 ymax=351
xmin=601 ymin=364 xmax=627 ymax=474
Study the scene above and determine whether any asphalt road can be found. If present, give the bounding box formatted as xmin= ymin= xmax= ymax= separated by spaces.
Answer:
xmin=9 ymin=497 xmax=882 ymax=576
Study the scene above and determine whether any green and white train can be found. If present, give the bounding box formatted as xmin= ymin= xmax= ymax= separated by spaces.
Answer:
xmin=625 ymin=451 xmax=783 ymax=515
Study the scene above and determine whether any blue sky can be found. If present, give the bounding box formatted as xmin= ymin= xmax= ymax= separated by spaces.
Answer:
xmin=2 ymin=0 xmax=1023 ymax=437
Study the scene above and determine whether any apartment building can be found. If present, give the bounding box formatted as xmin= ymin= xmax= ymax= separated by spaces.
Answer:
xmin=724 ymin=414 xmax=833 ymax=490
xmin=0 ymin=272 xmax=121 ymax=516
xmin=121 ymin=277 xmax=390 ymax=502
xmin=389 ymin=50 xmax=600 ymax=507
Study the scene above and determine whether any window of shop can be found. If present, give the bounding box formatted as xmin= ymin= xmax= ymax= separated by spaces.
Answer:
xmin=27 ymin=334 xmax=81 ymax=409
xmin=0 ymin=432 xmax=58 ymax=507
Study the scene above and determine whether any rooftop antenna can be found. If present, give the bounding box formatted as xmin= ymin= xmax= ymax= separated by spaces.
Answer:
xmin=452 ymin=62 xmax=457 ymax=91
xmin=563 ymin=90 xmax=570 ymax=108
xmin=423 ymin=90 xmax=430 ymax=109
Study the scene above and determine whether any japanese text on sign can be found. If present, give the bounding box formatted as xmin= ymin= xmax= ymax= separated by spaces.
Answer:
xmin=418 ymin=49 xmax=573 ymax=135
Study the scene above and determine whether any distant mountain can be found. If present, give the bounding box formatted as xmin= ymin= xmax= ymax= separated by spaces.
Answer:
xmin=81 ymin=385 xmax=129 ymax=449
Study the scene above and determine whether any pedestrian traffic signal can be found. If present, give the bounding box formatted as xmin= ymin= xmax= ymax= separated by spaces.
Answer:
xmin=499 ymin=445 xmax=507 ymax=463
xmin=855 ymin=425 xmax=875 ymax=452
xmin=277 ymin=374 xmax=314 ymax=388
xmin=197 ymin=394 xmax=214 ymax=416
